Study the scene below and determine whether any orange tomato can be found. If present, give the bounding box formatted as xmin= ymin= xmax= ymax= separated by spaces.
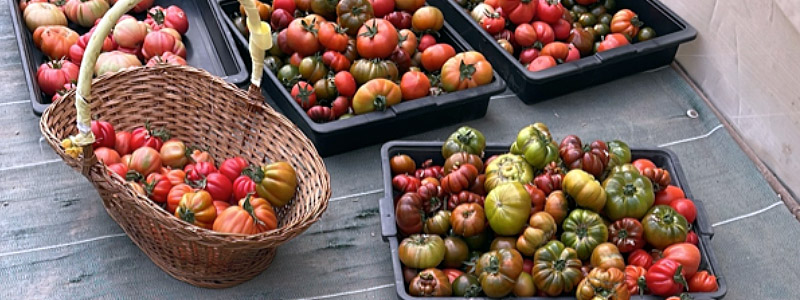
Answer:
xmin=421 ymin=43 xmax=456 ymax=72
xmin=400 ymin=71 xmax=431 ymax=101
xmin=440 ymin=51 xmax=493 ymax=92
xmin=212 ymin=195 xmax=278 ymax=234
xmin=411 ymin=6 xmax=443 ymax=32
xmin=33 ymin=25 xmax=78 ymax=60
xmin=175 ymin=190 xmax=216 ymax=229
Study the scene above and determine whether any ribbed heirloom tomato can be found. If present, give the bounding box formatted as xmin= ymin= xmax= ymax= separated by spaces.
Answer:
xmin=23 ymin=2 xmax=67 ymax=31
xmin=113 ymin=131 xmax=132 ymax=155
xmin=317 ymin=22 xmax=348 ymax=52
xmin=499 ymin=0 xmax=537 ymax=25
xmin=33 ymin=25 xmax=78 ymax=60
xmin=167 ymin=184 xmax=193 ymax=213
xmin=145 ymin=5 xmax=189 ymax=35
xmin=175 ymin=190 xmax=216 ymax=229
xmin=352 ymin=79 xmax=402 ymax=114
xmin=254 ymin=162 xmax=297 ymax=207
xmin=440 ymin=51 xmax=493 ymax=92
xmin=128 ymin=147 xmax=162 ymax=176
xmin=219 ymin=157 xmax=248 ymax=182
xmin=213 ymin=195 xmax=278 ymax=234
xmin=37 ymin=59 xmax=78 ymax=97
xmin=144 ymin=173 xmax=172 ymax=203
xmin=356 ymin=18 xmax=398 ymax=59
xmin=597 ymin=33 xmax=630 ymax=52
xmin=64 ymin=0 xmax=109 ymax=28
xmin=287 ymin=17 xmax=322 ymax=56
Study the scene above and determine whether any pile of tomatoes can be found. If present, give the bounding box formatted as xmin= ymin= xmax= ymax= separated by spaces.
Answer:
xmin=455 ymin=0 xmax=656 ymax=72
xmin=230 ymin=0 xmax=494 ymax=123
xmin=20 ymin=0 xmax=190 ymax=102
xmin=389 ymin=124 xmax=719 ymax=298
xmin=82 ymin=120 xmax=298 ymax=235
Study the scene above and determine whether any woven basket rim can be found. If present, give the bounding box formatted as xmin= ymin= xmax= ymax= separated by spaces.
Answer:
xmin=39 ymin=64 xmax=330 ymax=245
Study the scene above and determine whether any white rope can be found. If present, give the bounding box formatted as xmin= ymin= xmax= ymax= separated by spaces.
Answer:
xmin=712 ymin=201 xmax=784 ymax=227
xmin=330 ymin=189 xmax=382 ymax=202
xmin=287 ymin=283 xmax=395 ymax=300
xmin=658 ymin=124 xmax=724 ymax=147
xmin=0 ymin=233 xmax=126 ymax=258
xmin=0 ymin=159 xmax=61 ymax=172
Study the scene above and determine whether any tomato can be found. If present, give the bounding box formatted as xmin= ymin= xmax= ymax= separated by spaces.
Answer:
xmin=145 ymin=5 xmax=189 ymax=35
xmin=685 ymin=231 xmax=699 ymax=245
xmin=518 ymin=47 xmax=539 ymax=64
xmin=63 ymin=0 xmax=108 ymax=28
xmin=411 ymin=6 xmax=444 ymax=32
xmin=395 ymin=192 xmax=424 ymax=234
xmin=86 ymin=121 xmax=116 ymax=151
xmin=561 ymin=208 xmax=608 ymax=260
xmin=422 ymin=207 xmax=449 ymax=234
xmin=164 ymin=169 xmax=185 ymax=186
xmin=270 ymin=9 xmax=294 ymax=31
xmin=499 ymin=0 xmax=537 ymax=24
xmin=628 ymin=249 xmax=653 ymax=269
xmin=516 ymin=212 xmax=556 ymax=256
xmin=440 ymin=51 xmax=493 ymax=92
xmin=175 ymin=190 xmax=216 ymax=229
xmin=33 ymin=25 xmax=78 ymax=60
xmin=273 ymin=0 xmax=296 ymax=12
xmin=476 ymin=249 xmax=523 ymax=297
xmin=663 ymin=243 xmax=701 ymax=278
xmin=637 ymin=26 xmax=656 ymax=42
xmin=336 ymin=0 xmax=374 ymax=36
xmin=213 ymin=195 xmax=278 ymax=234
xmin=112 ymin=18 xmax=148 ymax=49
xmin=355 ymin=19 xmax=398 ymax=59
xmin=452 ymin=273 xmax=482 ymax=296
xmin=393 ymin=174 xmax=421 ymax=193
xmin=631 ymin=158 xmax=655 ymax=173
xmin=563 ymin=169 xmax=606 ymax=212
xmin=317 ymin=22 xmax=348 ymax=52
xmin=350 ymin=59 xmax=399 ymax=84
xmin=94 ymin=50 xmax=141 ymax=76
xmin=157 ymin=140 xmax=187 ymax=169
xmin=389 ymin=47 xmax=412 ymax=72
xmin=442 ymin=268 xmax=464 ymax=283
xmin=384 ymin=11 xmax=412 ymax=29
xmin=597 ymin=33 xmax=629 ymax=52
xmin=640 ymin=166 xmax=671 ymax=192
xmin=107 ymin=162 xmax=128 ymax=178
xmin=307 ymin=106 xmax=334 ymax=123
xmin=320 ymin=52 xmax=348 ymax=73
xmin=23 ymin=2 xmax=67 ymax=31
xmin=398 ymin=234 xmax=446 ymax=268
xmin=484 ymin=154 xmax=533 ymax=192
xmin=211 ymin=201 xmax=230 ymax=217
xmin=184 ymin=162 xmax=217 ymax=182
xmin=527 ymin=55 xmax=556 ymax=71
xmin=218 ymin=157 xmax=248 ymax=182
xmin=417 ymin=34 xmax=436 ymax=52
xmin=576 ymin=267 xmax=629 ymax=300
xmin=291 ymin=81 xmax=317 ymax=110
xmin=551 ymin=18 xmax=571 ymax=40
xmin=646 ymin=259 xmax=687 ymax=297
xmin=37 ymin=59 xmax=78 ymax=97
xmin=490 ymin=237 xmax=516 ymax=251
xmin=418 ymin=43 xmax=454 ymax=72
xmin=441 ymin=236 xmax=469 ymax=268
xmin=311 ymin=0 xmax=337 ymax=20
xmin=541 ymin=190 xmax=567 ymax=223
xmin=409 ymin=268 xmax=453 ymax=296
xmin=655 ymin=185 xmax=685 ymax=206
xmin=451 ymin=203 xmax=486 ymax=237
xmin=232 ymin=175 xmax=257 ymax=201
xmin=92 ymin=147 xmax=119 ymax=165
xmin=624 ymin=265 xmax=647 ymax=295
xmin=688 ymin=271 xmax=718 ymax=292
xmin=130 ymin=124 xmax=168 ymax=151
xmin=330 ymin=96 xmax=350 ymax=118
xmin=441 ymin=164 xmax=479 ymax=194
xmin=566 ymin=27 xmax=593 ymax=55
xmin=541 ymin=42 xmax=570 ymax=63
xmin=141 ymin=30 xmax=186 ymax=60
xmin=642 ymin=205 xmax=689 ymax=249
xmin=299 ymin=55 xmax=329 ymax=84
xmin=192 ymin=172 xmax=233 ymax=203
xmin=485 ymin=182 xmax=531 ymax=236
xmin=143 ymin=173 xmax=172 ymax=203
xmin=610 ymin=9 xmax=642 ymax=38
xmin=189 ymin=150 xmax=213 ymax=165
xmin=395 ymin=0 xmax=425 ymax=13
xmin=532 ymin=240 xmax=583 ymax=296
xmin=333 ymin=71 xmax=356 ymax=97
xmin=392 ymin=30 xmax=417 ymax=57
xmin=590 ymin=242 xmax=625 ymax=271
xmin=669 ymin=198 xmax=697 ymax=224
xmin=607 ymin=218 xmax=645 ymax=253
xmin=536 ymin=0 xmax=563 ymax=24
xmin=146 ymin=52 xmax=187 ymax=67
xmin=365 ymin=0 xmax=393 ymax=18
xmin=564 ymin=44 xmax=580 ymax=62
xmin=352 ymin=79 xmax=401 ymax=114
xmin=399 ymin=71 xmax=430 ymax=101
xmin=602 ymin=165 xmax=654 ymax=220
xmin=511 ymin=24 xmax=535 ymax=48
xmin=250 ymin=162 xmax=296 ymax=207
xmin=239 ymin=0 xmax=271 ymax=20
xmin=480 ymin=12 xmax=505 ymax=35
xmin=287 ymin=17 xmax=321 ymax=56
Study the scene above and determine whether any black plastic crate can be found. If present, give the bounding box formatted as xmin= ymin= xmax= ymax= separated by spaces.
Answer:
xmin=379 ymin=141 xmax=724 ymax=299
xmin=430 ymin=0 xmax=697 ymax=103
xmin=216 ymin=0 xmax=506 ymax=157
xmin=8 ymin=0 xmax=249 ymax=115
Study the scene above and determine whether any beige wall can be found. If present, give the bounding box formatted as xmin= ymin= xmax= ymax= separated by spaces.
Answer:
xmin=662 ymin=0 xmax=800 ymax=195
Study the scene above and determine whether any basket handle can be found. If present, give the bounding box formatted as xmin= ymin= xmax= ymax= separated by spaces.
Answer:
xmin=63 ymin=0 xmax=273 ymax=160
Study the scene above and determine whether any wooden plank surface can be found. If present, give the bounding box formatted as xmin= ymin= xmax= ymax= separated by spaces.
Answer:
xmin=1 ymin=2 xmax=800 ymax=299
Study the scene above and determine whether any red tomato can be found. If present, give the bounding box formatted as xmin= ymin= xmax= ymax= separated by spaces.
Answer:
xmin=499 ymin=0 xmax=537 ymax=25
xmin=688 ymin=271 xmax=718 ymax=292
xmin=287 ymin=17 xmax=321 ymax=56
xmin=291 ymin=81 xmax=317 ymax=110
xmin=219 ymin=157 xmax=248 ymax=182
xmin=212 ymin=201 xmax=231 ymax=217
xmin=145 ymin=173 xmax=173 ymax=203
xmin=536 ymin=0 xmax=563 ymax=24
xmin=130 ymin=124 xmax=167 ymax=151
xmin=655 ymin=185 xmax=685 ymax=206
xmin=318 ymin=21 xmax=348 ymax=52
xmin=184 ymin=162 xmax=217 ymax=182
xmin=37 ymin=59 xmax=78 ymax=96
xmin=532 ymin=21 xmax=555 ymax=45
xmin=232 ymin=175 xmax=257 ymax=201
xmin=107 ymin=163 xmax=128 ymax=178
xmin=356 ymin=19 xmax=399 ymax=59
xmin=94 ymin=147 xmax=120 ymax=165
xmin=685 ymin=231 xmax=699 ymax=245
xmin=289 ymin=52 xmax=304 ymax=67
xmin=527 ymin=55 xmax=557 ymax=71
xmin=597 ymin=33 xmax=630 ymax=52
xmin=400 ymin=71 xmax=430 ymax=101
xmin=272 ymin=0 xmax=295 ymax=13
xmin=331 ymin=96 xmax=350 ymax=118
xmin=270 ymin=8 xmax=294 ymax=31
xmin=480 ymin=12 xmax=505 ymax=34
xmin=145 ymin=5 xmax=189 ymax=35
xmin=166 ymin=184 xmax=193 ymax=214
xmin=165 ymin=169 xmax=186 ymax=186
xmin=141 ymin=30 xmax=186 ymax=60
xmin=307 ymin=106 xmax=334 ymax=123
xmin=334 ymin=71 xmax=356 ymax=97
xmin=553 ymin=18 xmax=571 ymax=40
xmin=518 ymin=47 xmax=540 ymax=64
xmin=369 ymin=0 xmax=394 ymax=17
xmin=514 ymin=23 xmax=537 ymax=47
xmin=628 ymin=248 xmax=653 ymax=269
xmin=565 ymin=44 xmax=580 ymax=62
xmin=90 ymin=120 xmax=116 ymax=149
xmin=128 ymin=147 xmax=162 ymax=176
xmin=395 ymin=0 xmax=425 ymax=13
xmin=669 ymin=198 xmax=697 ymax=224
xmin=421 ymin=44 xmax=455 ymax=72
xmin=322 ymin=50 xmax=351 ymax=72
xmin=645 ymin=259 xmax=687 ymax=297
xmin=541 ymin=41 xmax=569 ymax=62
xmin=203 ymin=172 xmax=233 ymax=203
xmin=632 ymin=158 xmax=656 ymax=173
xmin=663 ymin=243 xmax=701 ymax=278
xmin=522 ymin=258 xmax=534 ymax=274
xmin=397 ymin=29 xmax=417 ymax=55
xmin=384 ymin=11 xmax=412 ymax=30
xmin=417 ymin=34 xmax=436 ymax=52
xmin=494 ymin=29 xmax=516 ymax=47
xmin=443 ymin=268 xmax=464 ymax=283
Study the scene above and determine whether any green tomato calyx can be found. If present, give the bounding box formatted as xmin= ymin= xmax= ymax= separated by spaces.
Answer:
xmin=623 ymin=184 xmax=637 ymax=196
xmin=373 ymin=95 xmax=388 ymax=111
xmin=178 ymin=206 xmax=195 ymax=223
xmin=458 ymin=60 xmax=476 ymax=81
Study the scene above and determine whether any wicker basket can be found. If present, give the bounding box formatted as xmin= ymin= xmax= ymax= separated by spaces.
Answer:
xmin=39 ymin=0 xmax=330 ymax=288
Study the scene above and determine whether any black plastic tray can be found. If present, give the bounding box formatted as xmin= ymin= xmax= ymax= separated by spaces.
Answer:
xmin=430 ymin=0 xmax=697 ymax=103
xmin=217 ymin=0 xmax=506 ymax=157
xmin=379 ymin=141 xmax=724 ymax=299
xmin=8 ymin=0 xmax=249 ymax=115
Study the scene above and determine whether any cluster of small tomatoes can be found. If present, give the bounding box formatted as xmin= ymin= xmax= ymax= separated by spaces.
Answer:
xmin=21 ymin=0 xmax=190 ymax=101
xmin=231 ymin=0 xmax=494 ymax=123
xmin=73 ymin=120 xmax=299 ymax=235
xmin=457 ymin=0 xmax=657 ymax=72
xmin=389 ymin=124 xmax=719 ymax=298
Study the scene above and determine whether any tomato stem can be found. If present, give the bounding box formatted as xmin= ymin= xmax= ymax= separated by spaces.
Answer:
xmin=178 ymin=206 xmax=195 ymax=223
xmin=373 ymin=95 xmax=388 ymax=111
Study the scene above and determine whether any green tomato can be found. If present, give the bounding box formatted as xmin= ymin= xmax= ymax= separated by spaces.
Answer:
xmin=485 ymin=182 xmax=531 ymax=236
xmin=638 ymin=27 xmax=657 ymax=42
xmin=276 ymin=65 xmax=301 ymax=88
xmin=603 ymin=0 xmax=616 ymax=10
xmin=561 ymin=209 xmax=608 ymax=260
xmin=264 ymin=56 xmax=283 ymax=73
xmin=442 ymin=126 xmax=486 ymax=159
xmin=589 ymin=4 xmax=606 ymax=16
xmin=442 ymin=236 xmax=469 ymax=268
xmin=532 ymin=240 xmax=583 ymax=296
xmin=452 ymin=273 xmax=482 ymax=297
xmin=572 ymin=4 xmax=588 ymax=14
xmin=606 ymin=140 xmax=631 ymax=171
xmin=579 ymin=13 xmax=597 ymax=27
xmin=484 ymin=153 xmax=534 ymax=192
xmin=593 ymin=23 xmax=610 ymax=37
xmin=603 ymin=165 xmax=654 ymax=220
xmin=299 ymin=55 xmax=328 ymax=83
xmin=561 ymin=0 xmax=575 ymax=9
xmin=476 ymin=249 xmax=524 ymax=298
xmin=642 ymin=205 xmax=689 ymax=249
xmin=598 ymin=13 xmax=613 ymax=25
xmin=398 ymin=234 xmax=446 ymax=269
xmin=510 ymin=123 xmax=559 ymax=169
